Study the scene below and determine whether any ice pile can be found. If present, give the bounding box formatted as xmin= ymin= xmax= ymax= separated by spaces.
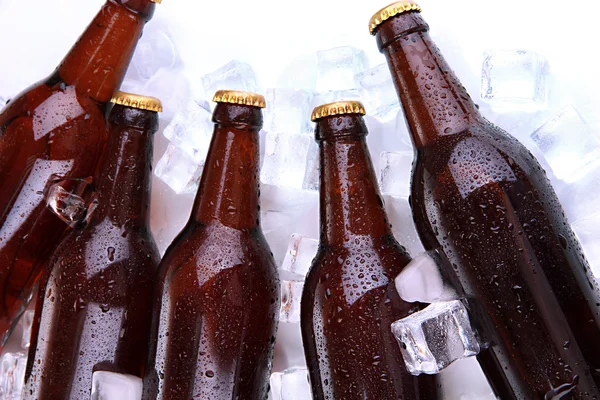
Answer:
xmin=281 ymin=234 xmax=319 ymax=278
xmin=391 ymin=300 xmax=480 ymax=375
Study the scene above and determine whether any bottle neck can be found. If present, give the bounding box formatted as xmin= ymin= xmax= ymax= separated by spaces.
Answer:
xmin=317 ymin=115 xmax=392 ymax=247
xmin=191 ymin=103 xmax=262 ymax=231
xmin=376 ymin=12 xmax=482 ymax=148
xmin=92 ymin=105 xmax=158 ymax=229
xmin=57 ymin=0 xmax=155 ymax=103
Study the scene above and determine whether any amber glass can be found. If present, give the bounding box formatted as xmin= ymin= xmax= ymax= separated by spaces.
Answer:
xmin=21 ymin=103 xmax=161 ymax=400
xmin=143 ymin=102 xmax=279 ymax=400
xmin=0 ymin=0 xmax=156 ymax=345
xmin=374 ymin=10 xmax=600 ymax=399
xmin=300 ymin=112 xmax=439 ymax=400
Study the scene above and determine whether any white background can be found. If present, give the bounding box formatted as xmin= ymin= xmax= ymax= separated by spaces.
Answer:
xmin=1 ymin=0 xmax=599 ymax=399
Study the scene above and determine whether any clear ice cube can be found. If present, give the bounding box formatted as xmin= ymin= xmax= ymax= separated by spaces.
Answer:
xmin=91 ymin=371 xmax=143 ymax=400
xmin=132 ymin=28 xmax=178 ymax=80
xmin=154 ymin=144 xmax=203 ymax=195
xmin=269 ymin=367 xmax=311 ymax=400
xmin=46 ymin=177 xmax=94 ymax=227
xmin=281 ymin=234 xmax=319 ymax=278
xmin=277 ymin=54 xmax=319 ymax=91
xmin=261 ymin=133 xmax=313 ymax=189
xmin=383 ymin=195 xmax=424 ymax=256
xmin=316 ymin=46 xmax=368 ymax=92
xmin=0 ymin=352 xmax=26 ymax=400
xmin=142 ymin=67 xmax=191 ymax=119
xmin=572 ymin=214 xmax=600 ymax=278
xmin=163 ymin=99 xmax=213 ymax=162
xmin=391 ymin=300 xmax=480 ymax=375
xmin=264 ymin=89 xmax=315 ymax=135
xmin=202 ymin=61 xmax=259 ymax=108
xmin=280 ymin=280 xmax=304 ymax=324
xmin=20 ymin=310 xmax=34 ymax=350
xmin=531 ymin=105 xmax=600 ymax=183
xmin=302 ymin=140 xmax=319 ymax=192
xmin=379 ymin=151 xmax=413 ymax=199
xmin=481 ymin=49 xmax=548 ymax=110
xmin=311 ymin=89 xmax=361 ymax=110
xmin=395 ymin=250 xmax=458 ymax=304
xmin=355 ymin=63 xmax=400 ymax=121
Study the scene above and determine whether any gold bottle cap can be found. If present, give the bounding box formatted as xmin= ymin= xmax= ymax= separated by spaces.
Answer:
xmin=150 ymin=0 xmax=162 ymax=4
xmin=369 ymin=1 xmax=422 ymax=35
xmin=110 ymin=92 xmax=163 ymax=112
xmin=311 ymin=101 xmax=367 ymax=122
xmin=212 ymin=90 xmax=267 ymax=109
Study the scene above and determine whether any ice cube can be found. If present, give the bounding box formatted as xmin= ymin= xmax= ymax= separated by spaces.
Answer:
xmin=154 ymin=144 xmax=203 ymax=195
xmin=91 ymin=371 xmax=143 ymax=400
xmin=281 ymin=234 xmax=319 ymax=278
xmin=19 ymin=310 xmax=34 ymax=350
xmin=316 ymin=46 xmax=368 ymax=92
xmin=531 ymin=105 xmax=600 ymax=183
xmin=355 ymin=64 xmax=400 ymax=121
xmin=391 ymin=300 xmax=480 ymax=375
xmin=481 ymin=49 xmax=548 ymax=111
xmin=261 ymin=133 xmax=313 ymax=189
xmin=277 ymin=54 xmax=319 ymax=91
xmin=264 ymin=89 xmax=315 ymax=135
xmin=269 ymin=368 xmax=311 ymax=400
xmin=395 ymin=250 xmax=458 ymax=304
xmin=0 ymin=352 xmax=26 ymax=400
xmin=311 ymin=89 xmax=361 ymax=110
xmin=394 ymin=110 xmax=415 ymax=149
xmin=438 ymin=358 xmax=496 ymax=400
xmin=572 ymin=214 xmax=600 ymax=278
xmin=280 ymin=280 xmax=304 ymax=324
xmin=163 ymin=99 xmax=213 ymax=162
xmin=383 ymin=195 xmax=424 ymax=256
xmin=202 ymin=61 xmax=259 ymax=108
xmin=46 ymin=177 xmax=94 ymax=227
xmin=302 ymin=140 xmax=319 ymax=192
xmin=379 ymin=151 xmax=413 ymax=199
xmin=132 ymin=28 xmax=178 ymax=80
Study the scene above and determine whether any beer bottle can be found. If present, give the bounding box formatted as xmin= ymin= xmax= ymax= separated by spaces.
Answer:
xmin=0 ymin=0 xmax=160 ymax=344
xmin=301 ymin=101 xmax=438 ymax=400
xmin=143 ymin=90 xmax=280 ymax=400
xmin=370 ymin=2 xmax=600 ymax=398
xmin=23 ymin=92 xmax=162 ymax=400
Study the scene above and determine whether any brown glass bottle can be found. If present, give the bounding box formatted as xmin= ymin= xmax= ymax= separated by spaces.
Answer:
xmin=143 ymin=91 xmax=279 ymax=400
xmin=0 ymin=0 xmax=159 ymax=345
xmin=371 ymin=3 xmax=600 ymax=399
xmin=301 ymin=101 xmax=439 ymax=400
xmin=23 ymin=93 xmax=162 ymax=400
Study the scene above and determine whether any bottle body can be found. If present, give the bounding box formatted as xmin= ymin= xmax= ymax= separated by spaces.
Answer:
xmin=374 ymin=8 xmax=600 ymax=399
xmin=143 ymin=98 xmax=279 ymax=400
xmin=0 ymin=0 xmax=153 ymax=343
xmin=301 ymin=110 xmax=438 ymax=400
xmin=23 ymin=102 xmax=161 ymax=400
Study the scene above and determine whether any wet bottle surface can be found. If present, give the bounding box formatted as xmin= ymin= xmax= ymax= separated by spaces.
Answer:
xmin=23 ymin=93 xmax=162 ymax=399
xmin=371 ymin=2 xmax=600 ymax=399
xmin=143 ymin=91 xmax=280 ymax=400
xmin=301 ymin=102 xmax=438 ymax=400
xmin=0 ymin=0 xmax=158 ymax=344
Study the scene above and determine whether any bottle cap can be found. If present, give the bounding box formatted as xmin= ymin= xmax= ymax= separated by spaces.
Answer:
xmin=110 ymin=92 xmax=163 ymax=112
xmin=311 ymin=101 xmax=367 ymax=122
xmin=150 ymin=0 xmax=162 ymax=3
xmin=369 ymin=1 xmax=422 ymax=35
xmin=213 ymin=90 xmax=267 ymax=109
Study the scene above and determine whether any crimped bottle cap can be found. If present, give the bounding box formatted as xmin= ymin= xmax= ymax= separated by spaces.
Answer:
xmin=311 ymin=101 xmax=367 ymax=122
xmin=369 ymin=1 xmax=422 ymax=35
xmin=110 ymin=92 xmax=163 ymax=112
xmin=150 ymin=0 xmax=162 ymax=3
xmin=213 ymin=90 xmax=267 ymax=109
